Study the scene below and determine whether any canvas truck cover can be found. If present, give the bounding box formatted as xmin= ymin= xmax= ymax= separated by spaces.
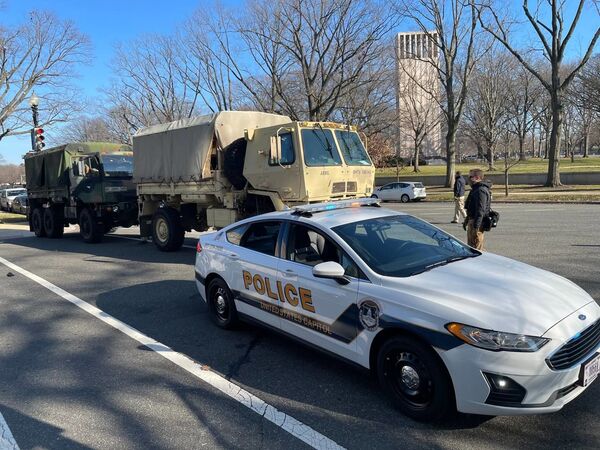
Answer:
xmin=25 ymin=142 xmax=131 ymax=190
xmin=132 ymin=111 xmax=291 ymax=183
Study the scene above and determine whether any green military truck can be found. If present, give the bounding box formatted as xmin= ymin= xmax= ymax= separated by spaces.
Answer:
xmin=24 ymin=142 xmax=138 ymax=242
xmin=134 ymin=111 xmax=375 ymax=251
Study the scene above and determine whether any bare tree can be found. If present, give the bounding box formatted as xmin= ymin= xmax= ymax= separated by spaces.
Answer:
xmin=201 ymin=0 xmax=399 ymax=120
xmin=506 ymin=64 xmax=541 ymax=161
xmin=0 ymin=11 xmax=90 ymax=141
xmin=477 ymin=0 xmax=600 ymax=186
xmin=108 ymin=35 xmax=200 ymax=131
xmin=400 ymin=0 xmax=481 ymax=187
xmin=463 ymin=48 xmax=513 ymax=170
xmin=575 ymin=54 xmax=600 ymax=115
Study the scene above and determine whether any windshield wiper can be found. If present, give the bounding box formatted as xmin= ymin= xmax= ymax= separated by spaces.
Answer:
xmin=315 ymin=123 xmax=335 ymax=158
xmin=410 ymin=255 xmax=476 ymax=276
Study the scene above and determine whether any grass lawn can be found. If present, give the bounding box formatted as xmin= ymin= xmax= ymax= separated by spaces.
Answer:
xmin=424 ymin=184 xmax=600 ymax=202
xmin=0 ymin=211 xmax=28 ymax=224
xmin=376 ymin=157 xmax=600 ymax=177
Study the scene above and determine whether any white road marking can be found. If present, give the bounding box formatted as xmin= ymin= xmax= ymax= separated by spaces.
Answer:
xmin=0 ymin=411 xmax=19 ymax=450
xmin=0 ymin=256 xmax=344 ymax=450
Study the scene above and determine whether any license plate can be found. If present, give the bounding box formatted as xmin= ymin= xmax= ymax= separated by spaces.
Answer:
xmin=582 ymin=353 xmax=600 ymax=387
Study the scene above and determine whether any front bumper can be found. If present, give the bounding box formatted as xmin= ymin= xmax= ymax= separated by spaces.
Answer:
xmin=439 ymin=301 xmax=600 ymax=415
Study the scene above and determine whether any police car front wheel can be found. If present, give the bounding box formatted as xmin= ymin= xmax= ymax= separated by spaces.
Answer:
xmin=377 ymin=336 xmax=455 ymax=422
xmin=207 ymin=278 xmax=239 ymax=329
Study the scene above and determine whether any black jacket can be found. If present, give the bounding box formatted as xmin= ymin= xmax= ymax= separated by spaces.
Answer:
xmin=465 ymin=180 xmax=492 ymax=229
xmin=454 ymin=176 xmax=465 ymax=197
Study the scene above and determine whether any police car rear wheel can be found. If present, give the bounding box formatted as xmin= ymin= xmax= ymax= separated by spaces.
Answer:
xmin=207 ymin=279 xmax=238 ymax=329
xmin=377 ymin=336 xmax=454 ymax=422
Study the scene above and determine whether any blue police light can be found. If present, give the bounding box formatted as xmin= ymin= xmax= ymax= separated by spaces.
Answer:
xmin=291 ymin=198 xmax=380 ymax=216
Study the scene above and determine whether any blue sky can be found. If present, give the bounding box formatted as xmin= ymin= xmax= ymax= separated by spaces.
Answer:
xmin=1 ymin=0 xmax=599 ymax=164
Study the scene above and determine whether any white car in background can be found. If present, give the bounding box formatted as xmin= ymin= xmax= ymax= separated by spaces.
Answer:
xmin=0 ymin=188 xmax=26 ymax=211
xmin=371 ymin=182 xmax=426 ymax=203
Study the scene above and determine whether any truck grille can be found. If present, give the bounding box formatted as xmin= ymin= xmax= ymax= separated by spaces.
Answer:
xmin=547 ymin=319 xmax=600 ymax=370
xmin=346 ymin=181 xmax=357 ymax=192
xmin=332 ymin=182 xmax=346 ymax=193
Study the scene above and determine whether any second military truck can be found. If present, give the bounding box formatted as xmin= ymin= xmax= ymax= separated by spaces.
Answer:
xmin=134 ymin=111 xmax=375 ymax=251
xmin=25 ymin=142 xmax=138 ymax=242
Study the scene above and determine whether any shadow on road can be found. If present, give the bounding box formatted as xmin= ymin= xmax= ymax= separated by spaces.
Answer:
xmin=90 ymin=280 xmax=599 ymax=448
xmin=4 ymin=232 xmax=196 ymax=265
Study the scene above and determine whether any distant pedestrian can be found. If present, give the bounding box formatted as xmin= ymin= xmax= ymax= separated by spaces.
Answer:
xmin=463 ymin=168 xmax=492 ymax=250
xmin=451 ymin=171 xmax=466 ymax=223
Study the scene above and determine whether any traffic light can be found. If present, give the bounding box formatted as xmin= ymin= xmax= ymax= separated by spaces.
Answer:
xmin=31 ymin=127 xmax=45 ymax=151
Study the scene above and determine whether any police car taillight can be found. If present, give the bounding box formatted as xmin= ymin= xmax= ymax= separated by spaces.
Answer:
xmin=196 ymin=240 xmax=202 ymax=253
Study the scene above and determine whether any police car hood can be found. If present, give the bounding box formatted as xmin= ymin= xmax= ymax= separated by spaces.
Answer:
xmin=384 ymin=252 xmax=594 ymax=336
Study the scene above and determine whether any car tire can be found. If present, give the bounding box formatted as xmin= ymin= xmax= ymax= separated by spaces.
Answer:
xmin=207 ymin=278 xmax=239 ymax=329
xmin=371 ymin=194 xmax=378 ymax=199
xmin=31 ymin=207 xmax=46 ymax=238
xmin=401 ymin=194 xmax=410 ymax=203
xmin=43 ymin=207 xmax=64 ymax=239
xmin=79 ymin=208 xmax=103 ymax=243
xmin=377 ymin=336 xmax=455 ymax=422
xmin=152 ymin=208 xmax=185 ymax=252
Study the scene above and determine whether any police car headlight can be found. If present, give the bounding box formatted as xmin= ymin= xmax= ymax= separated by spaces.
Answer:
xmin=446 ymin=323 xmax=550 ymax=352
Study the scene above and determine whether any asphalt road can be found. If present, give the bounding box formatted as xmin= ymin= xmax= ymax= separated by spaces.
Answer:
xmin=0 ymin=202 xmax=599 ymax=450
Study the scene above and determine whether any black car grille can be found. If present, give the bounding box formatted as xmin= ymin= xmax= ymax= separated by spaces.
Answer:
xmin=547 ymin=319 xmax=600 ymax=370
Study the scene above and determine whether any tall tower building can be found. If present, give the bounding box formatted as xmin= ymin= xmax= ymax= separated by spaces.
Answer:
xmin=395 ymin=31 xmax=442 ymax=160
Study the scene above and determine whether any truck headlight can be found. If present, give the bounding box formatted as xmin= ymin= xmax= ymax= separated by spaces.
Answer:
xmin=446 ymin=322 xmax=550 ymax=352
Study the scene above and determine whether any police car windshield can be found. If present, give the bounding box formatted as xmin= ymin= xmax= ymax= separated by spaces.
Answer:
xmin=101 ymin=154 xmax=133 ymax=177
xmin=333 ymin=215 xmax=478 ymax=277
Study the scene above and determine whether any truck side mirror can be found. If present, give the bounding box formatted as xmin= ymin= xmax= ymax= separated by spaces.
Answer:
xmin=269 ymin=135 xmax=282 ymax=164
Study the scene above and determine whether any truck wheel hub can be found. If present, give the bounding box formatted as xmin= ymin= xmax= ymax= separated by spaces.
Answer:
xmin=156 ymin=218 xmax=169 ymax=242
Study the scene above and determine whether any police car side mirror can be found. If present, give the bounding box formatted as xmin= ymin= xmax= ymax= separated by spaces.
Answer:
xmin=312 ymin=262 xmax=349 ymax=285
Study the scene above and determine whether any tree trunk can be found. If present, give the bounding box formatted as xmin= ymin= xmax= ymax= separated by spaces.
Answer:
xmin=486 ymin=142 xmax=494 ymax=171
xmin=445 ymin=124 xmax=456 ymax=188
xmin=583 ymin=130 xmax=589 ymax=158
xmin=504 ymin=169 xmax=509 ymax=197
xmin=545 ymin=91 xmax=563 ymax=187
xmin=519 ymin=136 xmax=526 ymax=161
xmin=413 ymin=139 xmax=420 ymax=172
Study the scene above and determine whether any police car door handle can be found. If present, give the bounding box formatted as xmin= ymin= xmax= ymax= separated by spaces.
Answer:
xmin=283 ymin=269 xmax=296 ymax=277
xmin=228 ymin=253 xmax=239 ymax=259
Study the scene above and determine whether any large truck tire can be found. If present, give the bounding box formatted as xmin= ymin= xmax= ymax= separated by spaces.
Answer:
xmin=152 ymin=208 xmax=185 ymax=252
xmin=43 ymin=207 xmax=64 ymax=239
xmin=79 ymin=208 xmax=103 ymax=243
xmin=31 ymin=207 xmax=46 ymax=238
xmin=223 ymin=138 xmax=248 ymax=190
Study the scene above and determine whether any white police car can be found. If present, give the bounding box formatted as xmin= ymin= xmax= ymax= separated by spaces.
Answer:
xmin=194 ymin=199 xmax=600 ymax=421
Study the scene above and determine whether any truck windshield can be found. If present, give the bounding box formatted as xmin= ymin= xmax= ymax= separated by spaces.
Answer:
xmin=101 ymin=154 xmax=133 ymax=177
xmin=335 ymin=130 xmax=371 ymax=166
xmin=301 ymin=128 xmax=342 ymax=166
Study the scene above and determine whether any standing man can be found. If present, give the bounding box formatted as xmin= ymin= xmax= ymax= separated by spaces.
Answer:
xmin=463 ymin=168 xmax=492 ymax=250
xmin=451 ymin=171 xmax=466 ymax=223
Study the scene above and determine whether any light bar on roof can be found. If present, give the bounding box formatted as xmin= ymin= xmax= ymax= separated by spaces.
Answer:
xmin=292 ymin=198 xmax=380 ymax=215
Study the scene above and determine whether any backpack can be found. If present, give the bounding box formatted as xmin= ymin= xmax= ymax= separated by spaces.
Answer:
xmin=482 ymin=210 xmax=500 ymax=231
